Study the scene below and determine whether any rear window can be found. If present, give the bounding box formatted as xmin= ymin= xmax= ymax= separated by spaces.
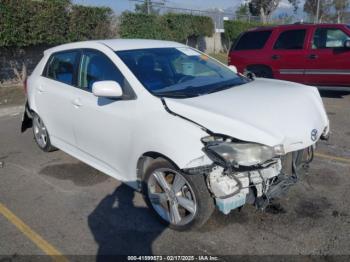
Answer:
xmin=45 ymin=51 xmax=80 ymax=86
xmin=274 ymin=29 xmax=306 ymax=50
xmin=233 ymin=30 xmax=272 ymax=51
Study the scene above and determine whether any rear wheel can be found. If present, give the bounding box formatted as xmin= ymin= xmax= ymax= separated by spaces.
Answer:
xmin=143 ymin=158 xmax=215 ymax=231
xmin=32 ymin=113 xmax=56 ymax=152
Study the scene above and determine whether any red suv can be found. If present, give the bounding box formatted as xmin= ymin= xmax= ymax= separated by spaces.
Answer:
xmin=228 ymin=23 xmax=350 ymax=86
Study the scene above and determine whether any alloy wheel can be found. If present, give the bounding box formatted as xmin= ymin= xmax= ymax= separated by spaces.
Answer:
xmin=147 ymin=168 xmax=197 ymax=226
xmin=33 ymin=115 xmax=48 ymax=148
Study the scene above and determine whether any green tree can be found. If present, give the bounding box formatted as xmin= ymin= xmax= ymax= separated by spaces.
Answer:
xmin=119 ymin=12 xmax=213 ymax=43
xmin=248 ymin=0 xmax=299 ymax=23
xmin=0 ymin=0 xmax=115 ymax=47
xmin=67 ymin=5 xmax=114 ymax=41
xmin=303 ymin=0 xmax=332 ymax=22
xmin=333 ymin=0 xmax=350 ymax=23
xmin=235 ymin=3 xmax=249 ymax=19
xmin=135 ymin=0 xmax=163 ymax=15
xmin=0 ymin=0 xmax=69 ymax=47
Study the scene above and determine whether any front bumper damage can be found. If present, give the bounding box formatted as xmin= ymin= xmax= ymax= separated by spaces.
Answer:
xmin=183 ymin=146 xmax=314 ymax=215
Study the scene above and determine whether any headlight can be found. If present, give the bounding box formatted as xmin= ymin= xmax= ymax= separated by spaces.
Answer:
xmin=202 ymin=136 xmax=284 ymax=167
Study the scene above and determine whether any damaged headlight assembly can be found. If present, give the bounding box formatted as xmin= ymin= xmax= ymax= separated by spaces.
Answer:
xmin=202 ymin=135 xmax=285 ymax=167
xmin=201 ymin=135 xmax=287 ymax=215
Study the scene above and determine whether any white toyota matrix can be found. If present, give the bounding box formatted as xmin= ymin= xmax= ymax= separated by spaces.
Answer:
xmin=22 ymin=39 xmax=330 ymax=230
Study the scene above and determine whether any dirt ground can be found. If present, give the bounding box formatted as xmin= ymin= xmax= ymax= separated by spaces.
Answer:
xmin=0 ymin=85 xmax=25 ymax=108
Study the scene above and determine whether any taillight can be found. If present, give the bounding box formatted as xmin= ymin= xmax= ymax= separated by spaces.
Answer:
xmin=23 ymin=77 xmax=28 ymax=95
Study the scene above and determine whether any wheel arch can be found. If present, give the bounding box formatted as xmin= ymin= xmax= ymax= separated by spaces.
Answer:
xmin=245 ymin=64 xmax=274 ymax=77
xmin=136 ymin=151 xmax=180 ymax=191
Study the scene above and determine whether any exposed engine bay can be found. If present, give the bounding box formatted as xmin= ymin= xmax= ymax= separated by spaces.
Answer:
xmin=184 ymin=136 xmax=315 ymax=215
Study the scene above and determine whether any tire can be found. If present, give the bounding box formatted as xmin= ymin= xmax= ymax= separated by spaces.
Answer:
xmin=142 ymin=158 xmax=215 ymax=231
xmin=246 ymin=65 xmax=273 ymax=78
xmin=32 ymin=113 xmax=57 ymax=152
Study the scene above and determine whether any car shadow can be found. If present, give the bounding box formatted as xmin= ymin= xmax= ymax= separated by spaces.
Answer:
xmin=88 ymin=184 xmax=166 ymax=261
xmin=318 ymin=88 xmax=350 ymax=98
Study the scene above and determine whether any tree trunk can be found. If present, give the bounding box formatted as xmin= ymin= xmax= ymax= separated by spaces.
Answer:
xmin=260 ymin=7 xmax=267 ymax=24
xmin=337 ymin=11 xmax=342 ymax=23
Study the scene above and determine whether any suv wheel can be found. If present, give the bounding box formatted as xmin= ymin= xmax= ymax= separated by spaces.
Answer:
xmin=33 ymin=113 xmax=56 ymax=152
xmin=246 ymin=65 xmax=273 ymax=78
xmin=143 ymin=158 xmax=215 ymax=231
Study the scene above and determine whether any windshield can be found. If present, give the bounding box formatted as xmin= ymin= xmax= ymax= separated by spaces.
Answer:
xmin=116 ymin=47 xmax=248 ymax=98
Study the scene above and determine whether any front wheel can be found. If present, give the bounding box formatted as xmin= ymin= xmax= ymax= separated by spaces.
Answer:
xmin=143 ymin=159 xmax=215 ymax=231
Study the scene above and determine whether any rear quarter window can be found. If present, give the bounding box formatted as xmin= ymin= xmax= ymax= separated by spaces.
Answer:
xmin=232 ymin=30 xmax=272 ymax=51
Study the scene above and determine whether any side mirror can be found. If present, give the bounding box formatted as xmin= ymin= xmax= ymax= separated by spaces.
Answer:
xmin=228 ymin=65 xmax=238 ymax=74
xmin=344 ymin=40 xmax=350 ymax=48
xmin=92 ymin=81 xmax=123 ymax=98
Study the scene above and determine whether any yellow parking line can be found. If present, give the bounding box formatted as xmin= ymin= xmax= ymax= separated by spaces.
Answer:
xmin=0 ymin=202 xmax=68 ymax=262
xmin=315 ymin=152 xmax=350 ymax=164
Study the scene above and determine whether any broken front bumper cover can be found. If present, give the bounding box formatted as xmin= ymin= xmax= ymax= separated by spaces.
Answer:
xmin=184 ymin=146 xmax=314 ymax=215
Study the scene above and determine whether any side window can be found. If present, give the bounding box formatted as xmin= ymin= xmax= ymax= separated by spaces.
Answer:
xmin=233 ymin=31 xmax=272 ymax=51
xmin=274 ymin=29 xmax=306 ymax=50
xmin=79 ymin=50 xmax=126 ymax=92
xmin=46 ymin=51 xmax=79 ymax=85
xmin=312 ymin=28 xmax=350 ymax=49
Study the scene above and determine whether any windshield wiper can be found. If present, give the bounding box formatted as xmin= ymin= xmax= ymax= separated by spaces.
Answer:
xmin=206 ymin=84 xmax=235 ymax=95
xmin=155 ymin=86 xmax=199 ymax=98
xmin=156 ymin=92 xmax=192 ymax=98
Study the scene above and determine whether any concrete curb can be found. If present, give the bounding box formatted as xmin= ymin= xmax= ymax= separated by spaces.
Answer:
xmin=0 ymin=105 xmax=24 ymax=118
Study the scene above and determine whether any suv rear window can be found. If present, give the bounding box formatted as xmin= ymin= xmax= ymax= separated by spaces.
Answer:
xmin=274 ymin=29 xmax=306 ymax=50
xmin=233 ymin=30 xmax=272 ymax=51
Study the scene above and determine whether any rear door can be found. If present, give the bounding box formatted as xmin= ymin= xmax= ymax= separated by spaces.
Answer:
xmin=37 ymin=50 xmax=80 ymax=146
xmin=304 ymin=26 xmax=350 ymax=86
xmin=269 ymin=28 xmax=309 ymax=83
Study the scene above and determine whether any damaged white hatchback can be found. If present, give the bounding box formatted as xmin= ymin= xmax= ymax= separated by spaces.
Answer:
xmin=23 ymin=39 xmax=330 ymax=230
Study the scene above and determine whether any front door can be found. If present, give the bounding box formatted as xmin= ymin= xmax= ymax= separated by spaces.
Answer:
xmin=72 ymin=49 xmax=137 ymax=181
xmin=304 ymin=26 xmax=350 ymax=86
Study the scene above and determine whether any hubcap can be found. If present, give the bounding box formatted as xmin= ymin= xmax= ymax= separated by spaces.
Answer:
xmin=147 ymin=168 xmax=197 ymax=226
xmin=33 ymin=115 xmax=48 ymax=148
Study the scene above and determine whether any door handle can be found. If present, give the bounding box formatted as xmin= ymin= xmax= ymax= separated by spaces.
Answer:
xmin=271 ymin=54 xmax=280 ymax=60
xmin=308 ymin=54 xmax=318 ymax=59
xmin=72 ymin=98 xmax=83 ymax=108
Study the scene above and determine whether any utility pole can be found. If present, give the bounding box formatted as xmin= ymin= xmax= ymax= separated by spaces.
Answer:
xmin=315 ymin=0 xmax=320 ymax=23
xmin=129 ymin=0 xmax=166 ymax=15
xmin=147 ymin=0 xmax=150 ymax=15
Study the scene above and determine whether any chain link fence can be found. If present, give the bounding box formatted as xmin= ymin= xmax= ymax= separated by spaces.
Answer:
xmin=145 ymin=4 xmax=296 ymax=31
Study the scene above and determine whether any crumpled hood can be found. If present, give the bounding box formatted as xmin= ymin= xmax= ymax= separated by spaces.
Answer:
xmin=164 ymin=78 xmax=329 ymax=153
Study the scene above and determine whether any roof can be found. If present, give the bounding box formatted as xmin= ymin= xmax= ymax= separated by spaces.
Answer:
xmin=100 ymin=39 xmax=185 ymax=51
xmin=44 ymin=39 xmax=185 ymax=55
xmin=249 ymin=23 xmax=347 ymax=32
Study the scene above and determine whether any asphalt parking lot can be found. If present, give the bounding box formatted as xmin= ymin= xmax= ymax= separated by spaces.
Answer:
xmin=0 ymin=88 xmax=349 ymax=261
